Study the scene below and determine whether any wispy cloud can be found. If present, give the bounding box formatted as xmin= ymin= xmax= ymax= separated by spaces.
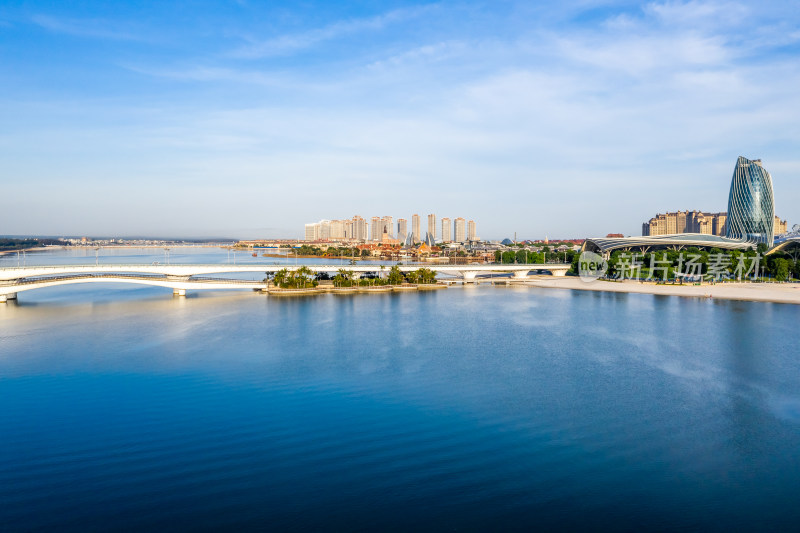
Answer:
xmin=31 ymin=14 xmax=148 ymax=41
xmin=644 ymin=0 xmax=749 ymax=28
xmin=231 ymin=6 xmax=432 ymax=58
xmin=4 ymin=1 xmax=800 ymax=237
xmin=123 ymin=63 xmax=297 ymax=88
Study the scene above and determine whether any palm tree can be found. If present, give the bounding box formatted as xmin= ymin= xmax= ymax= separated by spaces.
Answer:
xmin=336 ymin=268 xmax=352 ymax=287
xmin=295 ymin=266 xmax=313 ymax=288
xmin=273 ymin=268 xmax=289 ymax=288
xmin=388 ymin=265 xmax=403 ymax=285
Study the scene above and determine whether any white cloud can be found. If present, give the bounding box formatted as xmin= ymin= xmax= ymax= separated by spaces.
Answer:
xmin=231 ymin=6 xmax=433 ymax=58
xmin=3 ymin=1 xmax=800 ymax=238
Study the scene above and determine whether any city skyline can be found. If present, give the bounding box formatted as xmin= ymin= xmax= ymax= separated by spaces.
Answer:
xmin=303 ymin=213 xmax=478 ymax=243
xmin=1 ymin=1 xmax=799 ymax=239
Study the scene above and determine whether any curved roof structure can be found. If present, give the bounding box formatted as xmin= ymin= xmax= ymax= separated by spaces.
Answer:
xmin=581 ymin=233 xmax=754 ymax=254
xmin=726 ymin=156 xmax=775 ymax=246
xmin=766 ymin=236 xmax=800 ymax=256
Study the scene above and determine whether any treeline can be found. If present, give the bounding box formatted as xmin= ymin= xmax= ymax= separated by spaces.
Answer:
xmin=331 ymin=266 xmax=437 ymax=287
xmin=268 ymin=266 xmax=437 ymax=289
xmin=291 ymin=245 xmax=368 ymax=257
xmin=494 ymin=248 xmax=578 ymax=265
xmin=0 ymin=238 xmax=64 ymax=251
xmin=602 ymin=245 xmax=800 ymax=281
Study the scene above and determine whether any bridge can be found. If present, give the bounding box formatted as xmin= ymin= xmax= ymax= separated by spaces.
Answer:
xmin=0 ymin=263 xmax=571 ymax=301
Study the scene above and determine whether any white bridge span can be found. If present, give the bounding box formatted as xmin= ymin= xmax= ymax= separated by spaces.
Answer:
xmin=0 ymin=263 xmax=570 ymax=301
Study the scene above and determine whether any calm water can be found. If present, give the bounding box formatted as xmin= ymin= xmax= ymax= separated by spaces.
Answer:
xmin=2 ymin=248 xmax=800 ymax=531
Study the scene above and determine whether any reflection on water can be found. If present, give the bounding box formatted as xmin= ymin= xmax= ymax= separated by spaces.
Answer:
xmin=1 ymin=249 xmax=800 ymax=530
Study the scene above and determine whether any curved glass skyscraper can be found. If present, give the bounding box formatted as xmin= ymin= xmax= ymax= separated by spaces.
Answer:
xmin=726 ymin=156 xmax=775 ymax=246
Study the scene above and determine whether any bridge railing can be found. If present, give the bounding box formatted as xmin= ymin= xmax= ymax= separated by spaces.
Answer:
xmin=7 ymin=273 xmax=266 ymax=286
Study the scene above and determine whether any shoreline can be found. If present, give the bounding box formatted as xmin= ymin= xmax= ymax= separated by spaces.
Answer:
xmin=268 ymin=283 xmax=447 ymax=296
xmin=0 ymin=246 xmax=53 ymax=256
xmin=523 ymin=277 xmax=800 ymax=305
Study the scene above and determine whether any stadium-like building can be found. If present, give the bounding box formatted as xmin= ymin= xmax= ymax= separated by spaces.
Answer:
xmin=582 ymin=156 xmax=782 ymax=257
xmin=726 ymin=156 xmax=775 ymax=247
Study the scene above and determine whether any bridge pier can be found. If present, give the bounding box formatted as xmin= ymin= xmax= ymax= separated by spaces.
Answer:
xmin=0 ymin=292 xmax=16 ymax=303
xmin=173 ymin=288 xmax=186 ymax=297
xmin=550 ymin=269 xmax=567 ymax=277
xmin=512 ymin=270 xmax=531 ymax=279
xmin=461 ymin=271 xmax=479 ymax=282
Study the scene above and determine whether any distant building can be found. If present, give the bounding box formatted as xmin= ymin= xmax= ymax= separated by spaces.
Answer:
xmin=454 ymin=217 xmax=466 ymax=242
xmin=467 ymin=220 xmax=477 ymax=241
xmin=397 ymin=218 xmax=408 ymax=241
xmin=381 ymin=216 xmax=393 ymax=240
xmin=643 ymin=209 xmax=784 ymax=243
xmin=351 ymin=216 xmax=368 ymax=241
xmin=606 ymin=233 xmax=624 ymax=238
xmin=302 ymin=213 xmax=480 ymax=244
xmin=304 ymin=220 xmax=331 ymax=241
xmin=441 ymin=217 xmax=452 ymax=242
xmin=642 ymin=211 xmax=728 ymax=237
xmin=304 ymin=223 xmax=318 ymax=241
xmin=329 ymin=220 xmax=345 ymax=240
xmin=775 ymin=216 xmax=788 ymax=236
xmin=427 ymin=214 xmax=437 ymax=241
xmin=370 ymin=216 xmax=382 ymax=242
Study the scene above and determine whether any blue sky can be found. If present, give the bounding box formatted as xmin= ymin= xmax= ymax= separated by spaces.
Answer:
xmin=1 ymin=1 xmax=798 ymax=239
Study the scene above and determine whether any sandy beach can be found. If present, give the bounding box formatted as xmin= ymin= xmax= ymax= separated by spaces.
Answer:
xmin=524 ymin=276 xmax=800 ymax=305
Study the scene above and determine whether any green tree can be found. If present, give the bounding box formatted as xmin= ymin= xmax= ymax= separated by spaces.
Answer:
xmin=774 ymin=258 xmax=789 ymax=281
xmin=387 ymin=265 xmax=404 ymax=285
xmin=417 ymin=268 xmax=437 ymax=284
xmin=273 ymin=268 xmax=289 ymax=288
xmin=294 ymin=266 xmax=314 ymax=288
xmin=334 ymin=268 xmax=353 ymax=287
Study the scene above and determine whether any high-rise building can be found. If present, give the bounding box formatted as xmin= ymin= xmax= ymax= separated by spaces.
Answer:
xmin=329 ymin=220 xmax=345 ymax=240
xmin=304 ymin=223 xmax=318 ymax=241
xmin=304 ymin=220 xmax=330 ymax=241
xmin=352 ymin=216 xmax=368 ymax=241
xmin=412 ymin=214 xmax=421 ymax=243
xmin=318 ymin=220 xmax=331 ymax=240
xmin=381 ymin=216 xmax=393 ymax=239
xmin=370 ymin=216 xmax=382 ymax=242
xmin=427 ymin=214 xmax=437 ymax=241
xmin=441 ymin=217 xmax=452 ymax=242
xmin=454 ymin=217 xmax=466 ymax=242
xmin=467 ymin=220 xmax=477 ymax=241
xmin=397 ymin=219 xmax=408 ymax=241
xmin=727 ymin=156 xmax=775 ymax=246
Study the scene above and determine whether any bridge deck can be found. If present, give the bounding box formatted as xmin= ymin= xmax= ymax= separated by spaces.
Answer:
xmin=0 ymin=263 xmax=571 ymax=281
xmin=0 ymin=263 xmax=572 ymax=300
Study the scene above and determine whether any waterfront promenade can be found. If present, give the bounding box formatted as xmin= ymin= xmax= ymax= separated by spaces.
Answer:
xmin=526 ymin=276 xmax=800 ymax=304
